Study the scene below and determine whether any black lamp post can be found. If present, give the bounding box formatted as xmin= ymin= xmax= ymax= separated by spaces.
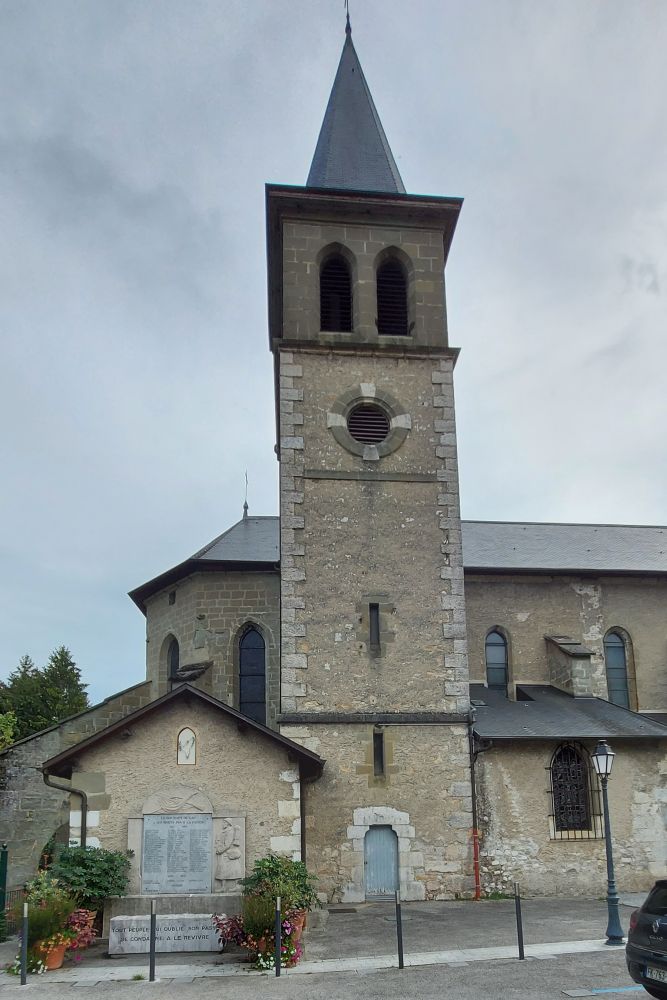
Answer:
xmin=591 ymin=740 xmax=624 ymax=945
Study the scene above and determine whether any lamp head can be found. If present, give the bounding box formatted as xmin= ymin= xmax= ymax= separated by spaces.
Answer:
xmin=592 ymin=739 xmax=615 ymax=779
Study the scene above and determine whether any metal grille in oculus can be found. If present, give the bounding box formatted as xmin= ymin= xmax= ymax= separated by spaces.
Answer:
xmin=347 ymin=404 xmax=390 ymax=444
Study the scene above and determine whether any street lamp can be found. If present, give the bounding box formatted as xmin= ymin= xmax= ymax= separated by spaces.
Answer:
xmin=591 ymin=740 xmax=624 ymax=945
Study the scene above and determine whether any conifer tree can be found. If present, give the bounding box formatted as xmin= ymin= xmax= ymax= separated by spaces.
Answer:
xmin=0 ymin=648 xmax=89 ymax=741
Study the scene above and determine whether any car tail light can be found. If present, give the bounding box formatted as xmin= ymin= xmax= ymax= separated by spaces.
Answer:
xmin=629 ymin=910 xmax=639 ymax=932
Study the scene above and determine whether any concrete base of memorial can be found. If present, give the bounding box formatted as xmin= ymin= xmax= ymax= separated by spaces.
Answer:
xmin=109 ymin=913 xmax=224 ymax=954
xmin=103 ymin=894 xmax=241 ymax=941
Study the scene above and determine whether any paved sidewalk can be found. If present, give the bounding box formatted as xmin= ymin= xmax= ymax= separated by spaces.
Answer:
xmin=0 ymin=895 xmax=643 ymax=989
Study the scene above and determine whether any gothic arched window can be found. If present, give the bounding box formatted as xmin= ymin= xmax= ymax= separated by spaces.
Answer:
xmin=320 ymin=253 xmax=352 ymax=332
xmin=604 ymin=631 xmax=630 ymax=709
xmin=485 ymin=630 xmax=508 ymax=694
xmin=549 ymin=743 xmax=594 ymax=834
xmin=167 ymin=637 xmax=180 ymax=679
xmin=239 ymin=627 xmax=266 ymax=726
xmin=377 ymin=258 xmax=408 ymax=336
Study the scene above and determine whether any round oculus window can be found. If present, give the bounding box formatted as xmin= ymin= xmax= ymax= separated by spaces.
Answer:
xmin=346 ymin=403 xmax=391 ymax=444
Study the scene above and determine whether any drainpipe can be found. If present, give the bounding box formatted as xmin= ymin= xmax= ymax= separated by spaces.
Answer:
xmin=467 ymin=710 xmax=481 ymax=900
xmin=299 ymin=764 xmax=307 ymax=864
xmin=43 ymin=770 xmax=88 ymax=848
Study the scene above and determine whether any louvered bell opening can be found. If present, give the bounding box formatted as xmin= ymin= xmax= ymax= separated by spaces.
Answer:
xmin=377 ymin=259 xmax=408 ymax=336
xmin=320 ymin=255 xmax=352 ymax=332
xmin=347 ymin=404 xmax=390 ymax=444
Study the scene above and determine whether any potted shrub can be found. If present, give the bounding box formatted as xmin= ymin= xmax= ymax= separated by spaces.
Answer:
xmin=50 ymin=846 xmax=131 ymax=916
xmin=10 ymin=872 xmax=77 ymax=973
xmin=240 ymin=855 xmax=319 ymax=939
xmin=213 ymin=854 xmax=318 ymax=968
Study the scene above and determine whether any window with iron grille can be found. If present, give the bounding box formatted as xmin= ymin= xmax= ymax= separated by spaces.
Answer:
xmin=548 ymin=743 xmax=602 ymax=839
xmin=377 ymin=258 xmax=408 ymax=336
xmin=320 ymin=253 xmax=352 ymax=331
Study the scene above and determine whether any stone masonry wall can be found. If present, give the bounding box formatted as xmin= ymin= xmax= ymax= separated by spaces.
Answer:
xmin=66 ymin=698 xmax=302 ymax=892
xmin=0 ymin=680 xmax=152 ymax=886
xmin=476 ymin=741 xmax=667 ymax=896
xmin=279 ymin=349 xmax=467 ymax=714
xmin=145 ymin=570 xmax=280 ymax=727
xmin=465 ymin=573 xmax=667 ymax=712
xmin=284 ymin=723 xmax=473 ymax=902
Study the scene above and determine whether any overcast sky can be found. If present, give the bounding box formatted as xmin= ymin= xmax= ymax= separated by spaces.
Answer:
xmin=1 ymin=0 xmax=665 ymax=703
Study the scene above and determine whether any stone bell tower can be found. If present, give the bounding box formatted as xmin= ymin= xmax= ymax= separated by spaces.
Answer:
xmin=266 ymin=18 xmax=473 ymax=901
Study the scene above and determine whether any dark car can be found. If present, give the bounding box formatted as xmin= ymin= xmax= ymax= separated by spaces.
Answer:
xmin=626 ymin=881 xmax=667 ymax=998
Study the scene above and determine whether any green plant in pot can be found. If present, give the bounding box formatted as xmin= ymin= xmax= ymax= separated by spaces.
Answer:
xmin=240 ymin=855 xmax=319 ymax=913
xmin=50 ymin=847 xmax=131 ymax=912
xmin=8 ymin=872 xmax=76 ymax=973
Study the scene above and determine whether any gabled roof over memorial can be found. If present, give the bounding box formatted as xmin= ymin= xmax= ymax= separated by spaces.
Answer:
xmin=306 ymin=17 xmax=405 ymax=193
xmin=42 ymin=683 xmax=325 ymax=780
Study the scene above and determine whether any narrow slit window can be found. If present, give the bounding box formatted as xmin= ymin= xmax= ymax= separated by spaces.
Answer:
xmin=369 ymin=603 xmax=380 ymax=652
xmin=373 ymin=731 xmax=385 ymax=776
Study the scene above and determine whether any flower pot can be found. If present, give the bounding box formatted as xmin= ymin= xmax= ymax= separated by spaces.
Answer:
xmin=37 ymin=940 xmax=67 ymax=970
xmin=290 ymin=910 xmax=306 ymax=943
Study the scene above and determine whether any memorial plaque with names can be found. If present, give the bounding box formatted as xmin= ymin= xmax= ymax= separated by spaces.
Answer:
xmin=142 ymin=813 xmax=212 ymax=894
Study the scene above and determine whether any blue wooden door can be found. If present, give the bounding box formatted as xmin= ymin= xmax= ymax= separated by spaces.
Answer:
xmin=364 ymin=825 xmax=398 ymax=898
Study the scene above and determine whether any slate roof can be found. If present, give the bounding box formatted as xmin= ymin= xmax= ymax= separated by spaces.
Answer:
xmin=462 ymin=520 xmax=667 ymax=574
xmin=42 ymin=683 xmax=325 ymax=780
xmin=306 ymin=22 xmax=405 ymax=193
xmin=191 ymin=516 xmax=279 ymax=563
xmin=130 ymin=517 xmax=667 ymax=612
xmin=128 ymin=515 xmax=279 ymax=613
xmin=470 ymin=684 xmax=667 ymax=741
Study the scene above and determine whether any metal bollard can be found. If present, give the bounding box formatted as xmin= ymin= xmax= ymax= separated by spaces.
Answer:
xmin=395 ymin=889 xmax=404 ymax=970
xmin=0 ymin=843 xmax=8 ymax=943
xmin=149 ymin=898 xmax=157 ymax=982
xmin=20 ymin=902 xmax=28 ymax=985
xmin=514 ymin=881 xmax=525 ymax=960
xmin=275 ymin=895 xmax=281 ymax=977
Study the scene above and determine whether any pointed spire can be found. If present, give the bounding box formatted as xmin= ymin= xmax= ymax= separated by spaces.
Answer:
xmin=307 ymin=23 xmax=405 ymax=194
xmin=243 ymin=471 xmax=249 ymax=520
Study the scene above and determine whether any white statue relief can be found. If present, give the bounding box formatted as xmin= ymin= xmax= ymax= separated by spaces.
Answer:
xmin=214 ymin=818 xmax=244 ymax=882
xmin=177 ymin=727 xmax=196 ymax=765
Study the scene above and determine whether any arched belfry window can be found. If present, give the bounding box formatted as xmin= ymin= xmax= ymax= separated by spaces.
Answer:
xmin=377 ymin=258 xmax=408 ymax=336
xmin=604 ymin=631 xmax=630 ymax=709
xmin=239 ymin=626 xmax=266 ymax=726
xmin=485 ymin=630 xmax=508 ymax=694
xmin=167 ymin=637 xmax=180 ymax=679
xmin=320 ymin=253 xmax=352 ymax=332
xmin=549 ymin=743 xmax=601 ymax=838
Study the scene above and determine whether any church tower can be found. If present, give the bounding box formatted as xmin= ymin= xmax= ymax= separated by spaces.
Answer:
xmin=267 ymin=20 xmax=473 ymax=901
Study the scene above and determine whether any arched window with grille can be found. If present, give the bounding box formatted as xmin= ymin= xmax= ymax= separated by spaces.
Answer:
xmin=239 ymin=626 xmax=266 ymax=726
xmin=320 ymin=253 xmax=352 ymax=332
xmin=167 ymin=637 xmax=180 ymax=679
xmin=549 ymin=743 xmax=601 ymax=838
xmin=604 ymin=631 xmax=630 ymax=709
xmin=485 ymin=630 xmax=508 ymax=694
xmin=376 ymin=257 xmax=408 ymax=336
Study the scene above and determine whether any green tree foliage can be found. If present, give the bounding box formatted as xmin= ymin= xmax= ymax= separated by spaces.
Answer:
xmin=0 ymin=647 xmax=89 ymax=742
xmin=0 ymin=710 xmax=16 ymax=750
